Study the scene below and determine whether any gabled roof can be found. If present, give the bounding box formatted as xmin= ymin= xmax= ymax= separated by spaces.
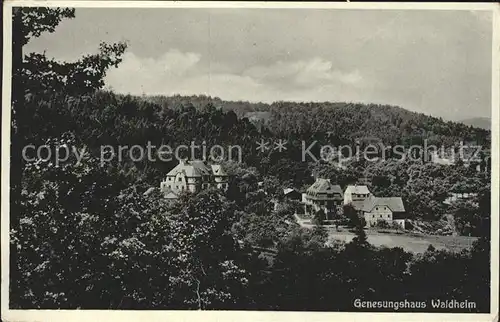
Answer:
xmin=167 ymin=160 xmax=225 ymax=177
xmin=143 ymin=187 xmax=156 ymax=196
xmin=162 ymin=187 xmax=179 ymax=199
xmin=188 ymin=160 xmax=212 ymax=176
xmin=307 ymin=178 xmax=343 ymax=195
xmin=345 ymin=185 xmax=371 ymax=195
xmin=283 ymin=188 xmax=298 ymax=195
xmin=363 ymin=196 xmax=405 ymax=213
xmin=164 ymin=191 xmax=179 ymax=199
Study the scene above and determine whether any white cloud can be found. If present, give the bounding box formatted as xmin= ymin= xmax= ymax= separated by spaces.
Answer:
xmin=120 ymin=50 xmax=201 ymax=75
xmin=105 ymin=49 xmax=202 ymax=93
xmin=244 ymin=57 xmax=364 ymax=88
xmin=105 ymin=50 xmax=367 ymax=103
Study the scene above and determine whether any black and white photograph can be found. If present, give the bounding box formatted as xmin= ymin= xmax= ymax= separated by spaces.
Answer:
xmin=1 ymin=2 xmax=499 ymax=321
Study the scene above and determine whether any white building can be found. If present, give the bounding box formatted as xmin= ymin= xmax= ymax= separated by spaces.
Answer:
xmin=160 ymin=160 xmax=229 ymax=199
xmin=343 ymin=185 xmax=372 ymax=210
xmin=430 ymin=151 xmax=456 ymax=165
xmin=362 ymin=196 xmax=406 ymax=229
xmin=444 ymin=192 xmax=479 ymax=205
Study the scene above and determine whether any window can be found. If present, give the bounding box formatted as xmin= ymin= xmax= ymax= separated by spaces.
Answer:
xmin=168 ymin=177 xmax=172 ymax=181
xmin=376 ymin=207 xmax=379 ymax=211
xmin=178 ymin=177 xmax=182 ymax=182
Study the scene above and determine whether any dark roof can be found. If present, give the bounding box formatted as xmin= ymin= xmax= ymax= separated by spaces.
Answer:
xmin=307 ymin=178 xmax=343 ymax=195
xmin=362 ymin=197 xmax=405 ymax=213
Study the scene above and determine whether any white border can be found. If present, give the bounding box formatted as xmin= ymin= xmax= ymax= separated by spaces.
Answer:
xmin=1 ymin=2 xmax=499 ymax=322
xmin=1 ymin=0 xmax=498 ymax=10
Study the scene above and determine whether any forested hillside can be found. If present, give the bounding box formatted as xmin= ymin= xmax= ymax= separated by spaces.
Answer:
xmin=22 ymin=89 xmax=491 ymax=224
xmin=146 ymin=94 xmax=490 ymax=146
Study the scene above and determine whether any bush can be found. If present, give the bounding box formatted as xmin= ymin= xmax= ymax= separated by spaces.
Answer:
xmin=375 ymin=219 xmax=390 ymax=229
xmin=391 ymin=221 xmax=403 ymax=230
xmin=312 ymin=210 xmax=325 ymax=226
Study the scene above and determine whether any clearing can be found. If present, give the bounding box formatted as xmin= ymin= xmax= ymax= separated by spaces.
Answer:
xmin=326 ymin=229 xmax=478 ymax=253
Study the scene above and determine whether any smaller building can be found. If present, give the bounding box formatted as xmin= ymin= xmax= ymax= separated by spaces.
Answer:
xmin=362 ymin=196 xmax=406 ymax=229
xmin=430 ymin=151 xmax=455 ymax=165
xmin=283 ymin=188 xmax=301 ymax=201
xmin=343 ymin=185 xmax=372 ymax=211
xmin=444 ymin=192 xmax=479 ymax=205
xmin=430 ymin=148 xmax=489 ymax=172
xmin=302 ymin=178 xmax=344 ymax=219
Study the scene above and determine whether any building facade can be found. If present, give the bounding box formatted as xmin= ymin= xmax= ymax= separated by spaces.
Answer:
xmin=302 ymin=178 xmax=344 ymax=219
xmin=362 ymin=196 xmax=406 ymax=229
xmin=160 ymin=160 xmax=229 ymax=199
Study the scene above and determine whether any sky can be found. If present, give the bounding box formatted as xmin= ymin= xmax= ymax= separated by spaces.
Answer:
xmin=24 ymin=8 xmax=493 ymax=121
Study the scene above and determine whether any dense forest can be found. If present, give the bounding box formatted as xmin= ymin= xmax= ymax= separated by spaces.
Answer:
xmin=146 ymin=94 xmax=490 ymax=146
xmin=9 ymin=8 xmax=491 ymax=312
